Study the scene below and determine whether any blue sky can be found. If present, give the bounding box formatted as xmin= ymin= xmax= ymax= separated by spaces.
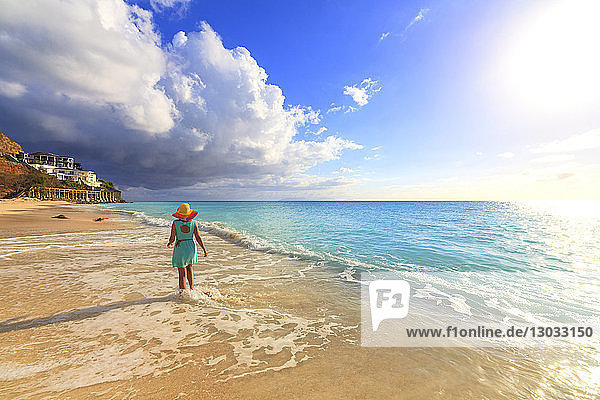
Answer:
xmin=1 ymin=0 xmax=599 ymax=199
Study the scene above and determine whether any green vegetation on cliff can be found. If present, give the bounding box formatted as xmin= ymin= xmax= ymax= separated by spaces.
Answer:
xmin=99 ymin=180 xmax=115 ymax=190
xmin=0 ymin=156 xmax=92 ymax=198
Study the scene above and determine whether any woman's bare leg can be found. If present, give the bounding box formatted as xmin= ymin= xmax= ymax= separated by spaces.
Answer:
xmin=185 ymin=264 xmax=194 ymax=290
xmin=178 ymin=267 xmax=186 ymax=290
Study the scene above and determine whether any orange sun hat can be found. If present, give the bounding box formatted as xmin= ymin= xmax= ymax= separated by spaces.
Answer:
xmin=172 ymin=203 xmax=198 ymax=221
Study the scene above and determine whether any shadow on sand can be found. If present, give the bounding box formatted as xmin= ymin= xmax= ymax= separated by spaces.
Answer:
xmin=0 ymin=295 xmax=174 ymax=333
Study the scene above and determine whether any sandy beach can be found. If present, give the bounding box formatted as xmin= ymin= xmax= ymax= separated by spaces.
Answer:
xmin=0 ymin=200 xmax=596 ymax=399
xmin=0 ymin=198 xmax=136 ymax=239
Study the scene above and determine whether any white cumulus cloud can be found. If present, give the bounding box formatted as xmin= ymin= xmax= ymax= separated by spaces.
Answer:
xmin=343 ymin=78 xmax=382 ymax=106
xmin=0 ymin=0 xmax=175 ymax=134
xmin=0 ymin=1 xmax=361 ymax=191
xmin=172 ymin=31 xmax=188 ymax=47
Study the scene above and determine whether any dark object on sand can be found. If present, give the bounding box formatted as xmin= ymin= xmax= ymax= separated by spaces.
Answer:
xmin=52 ymin=214 xmax=68 ymax=219
xmin=94 ymin=217 xmax=108 ymax=222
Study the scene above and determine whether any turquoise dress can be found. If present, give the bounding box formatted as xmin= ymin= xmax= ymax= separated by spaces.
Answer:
xmin=172 ymin=220 xmax=198 ymax=268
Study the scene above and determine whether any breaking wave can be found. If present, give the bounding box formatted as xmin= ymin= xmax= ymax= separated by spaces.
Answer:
xmin=108 ymin=208 xmax=346 ymax=267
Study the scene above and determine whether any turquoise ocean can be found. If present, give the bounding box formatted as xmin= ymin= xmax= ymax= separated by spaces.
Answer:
xmin=105 ymin=200 xmax=600 ymax=325
xmin=102 ymin=200 xmax=600 ymax=396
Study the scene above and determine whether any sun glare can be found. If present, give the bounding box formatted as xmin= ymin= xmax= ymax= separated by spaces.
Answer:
xmin=502 ymin=0 xmax=600 ymax=112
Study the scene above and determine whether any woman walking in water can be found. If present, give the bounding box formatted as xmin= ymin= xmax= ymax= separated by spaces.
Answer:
xmin=167 ymin=203 xmax=208 ymax=291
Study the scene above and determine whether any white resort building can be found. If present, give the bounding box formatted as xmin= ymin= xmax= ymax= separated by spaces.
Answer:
xmin=16 ymin=151 xmax=102 ymax=188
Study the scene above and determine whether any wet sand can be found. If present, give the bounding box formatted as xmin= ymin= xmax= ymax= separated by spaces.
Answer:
xmin=0 ymin=201 xmax=596 ymax=399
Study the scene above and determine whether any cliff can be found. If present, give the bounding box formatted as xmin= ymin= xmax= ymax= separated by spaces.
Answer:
xmin=0 ymin=131 xmax=73 ymax=198
xmin=0 ymin=130 xmax=22 ymax=155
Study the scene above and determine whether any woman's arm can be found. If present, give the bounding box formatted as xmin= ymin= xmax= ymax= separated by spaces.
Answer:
xmin=167 ymin=222 xmax=176 ymax=247
xmin=194 ymin=222 xmax=207 ymax=256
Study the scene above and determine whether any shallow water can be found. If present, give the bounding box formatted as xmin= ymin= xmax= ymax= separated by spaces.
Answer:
xmin=0 ymin=225 xmax=355 ymax=397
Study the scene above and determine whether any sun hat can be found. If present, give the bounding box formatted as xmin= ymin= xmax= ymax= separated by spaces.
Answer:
xmin=172 ymin=203 xmax=198 ymax=221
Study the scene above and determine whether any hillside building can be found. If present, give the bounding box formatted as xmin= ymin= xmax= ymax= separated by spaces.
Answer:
xmin=16 ymin=151 xmax=101 ymax=188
